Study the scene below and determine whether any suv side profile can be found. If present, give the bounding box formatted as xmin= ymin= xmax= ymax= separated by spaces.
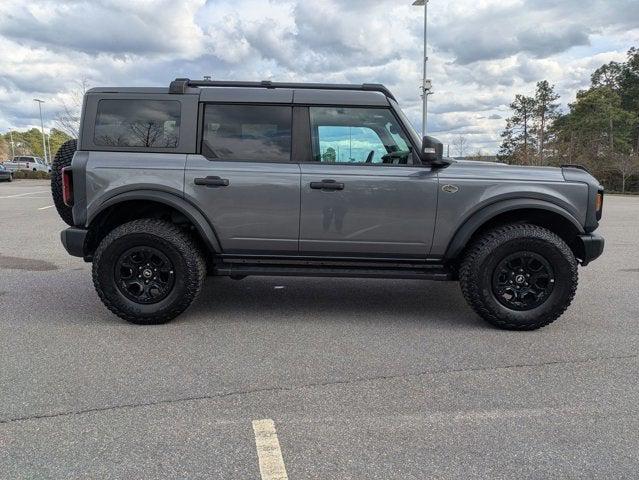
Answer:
xmin=52 ymin=78 xmax=605 ymax=330
xmin=5 ymin=156 xmax=50 ymax=173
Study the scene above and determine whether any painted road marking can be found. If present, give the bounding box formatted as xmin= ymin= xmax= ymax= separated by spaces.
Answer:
xmin=252 ymin=419 xmax=289 ymax=480
xmin=0 ymin=191 xmax=49 ymax=199
xmin=38 ymin=205 xmax=55 ymax=210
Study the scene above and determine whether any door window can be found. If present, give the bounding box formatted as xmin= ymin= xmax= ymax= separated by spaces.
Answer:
xmin=202 ymin=105 xmax=292 ymax=162
xmin=310 ymin=107 xmax=413 ymax=165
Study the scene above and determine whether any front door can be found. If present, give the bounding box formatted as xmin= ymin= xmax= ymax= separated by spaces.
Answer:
xmin=185 ymin=104 xmax=300 ymax=254
xmin=299 ymin=106 xmax=438 ymax=257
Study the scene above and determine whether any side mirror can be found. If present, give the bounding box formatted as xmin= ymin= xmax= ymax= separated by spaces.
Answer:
xmin=421 ymin=135 xmax=450 ymax=167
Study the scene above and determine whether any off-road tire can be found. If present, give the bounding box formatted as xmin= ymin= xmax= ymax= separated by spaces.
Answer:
xmin=92 ymin=219 xmax=207 ymax=325
xmin=51 ymin=139 xmax=77 ymax=226
xmin=459 ymin=223 xmax=578 ymax=330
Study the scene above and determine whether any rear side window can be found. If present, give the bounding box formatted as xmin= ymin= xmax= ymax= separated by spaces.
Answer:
xmin=94 ymin=100 xmax=181 ymax=148
xmin=202 ymin=105 xmax=292 ymax=162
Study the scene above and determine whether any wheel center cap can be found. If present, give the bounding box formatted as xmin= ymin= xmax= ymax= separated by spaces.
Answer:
xmin=142 ymin=268 xmax=153 ymax=279
xmin=515 ymin=274 xmax=526 ymax=284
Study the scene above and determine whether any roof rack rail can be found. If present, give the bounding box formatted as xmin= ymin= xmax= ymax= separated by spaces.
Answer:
xmin=169 ymin=78 xmax=396 ymax=101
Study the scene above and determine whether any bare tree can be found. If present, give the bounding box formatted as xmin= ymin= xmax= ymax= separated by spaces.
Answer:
xmin=453 ymin=134 xmax=469 ymax=158
xmin=55 ymin=78 xmax=90 ymax=139
xmin=610 ymin=153 xmax=639 ymax=193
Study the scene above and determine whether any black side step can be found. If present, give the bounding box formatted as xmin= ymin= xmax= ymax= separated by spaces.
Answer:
xmin=215 ymin=263 xmax=454 ymax=281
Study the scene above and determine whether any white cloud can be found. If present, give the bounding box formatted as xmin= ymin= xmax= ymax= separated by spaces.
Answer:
xmin=0 ymin=0 xmax=636 ymax=153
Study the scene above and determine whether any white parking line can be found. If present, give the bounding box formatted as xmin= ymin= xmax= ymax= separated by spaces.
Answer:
xmin=0 ymin=190 xmax=49 ymax=199
xmin=38 ymin=205 xmax=55 ymax=210
xmin=252 ymin=419 xmax=289 ymax=480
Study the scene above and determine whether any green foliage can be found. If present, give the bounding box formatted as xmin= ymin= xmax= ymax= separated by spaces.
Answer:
xmin=0 ymin=128 xmax=72 ymax=161
xmin=500 ymin=46 xmax=639 ymax=192
xmin=499 ymin=94 xmax=537 ymax=164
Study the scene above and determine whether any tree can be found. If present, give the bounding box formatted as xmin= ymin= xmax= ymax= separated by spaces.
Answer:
xmin=533 ymin=81 xmax=560 ymax=165
xmin=322 ymin=147 xmax=336 ymax=163
xmin=453 ymin=134 xmax=468 ymax=158
xmin=609 ymin=153 xmax=639 ymax=193
xmin=0 ymin=128 xmax=72 ymax=159
xmin=499 ymin=94 xmax=537 ymax=165
xmin=551 ymin=87 xmax=637 ymax=184
xmin=55 ymin=78 xmax=90 ymax=139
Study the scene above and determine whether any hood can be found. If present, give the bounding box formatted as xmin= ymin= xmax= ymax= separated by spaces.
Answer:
xmin=439 ymin=159 xmax=566 ymax=182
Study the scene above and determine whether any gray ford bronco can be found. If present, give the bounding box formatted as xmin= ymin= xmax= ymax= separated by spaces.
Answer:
xmin=51 ymin=78 xmax=605 ymax=330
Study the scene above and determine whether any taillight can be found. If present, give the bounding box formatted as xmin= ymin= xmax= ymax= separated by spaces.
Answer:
xmin=62 ymin=167 xmax=74 ymax=206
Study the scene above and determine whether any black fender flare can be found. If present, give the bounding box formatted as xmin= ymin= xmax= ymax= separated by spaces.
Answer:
xmin=88 ymin=190 xmax=222 ymax=253
xmin=444 ymin=198 xmax=585 ymax=260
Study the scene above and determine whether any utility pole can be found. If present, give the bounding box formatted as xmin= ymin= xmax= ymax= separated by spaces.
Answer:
xmin=9 ymin=130 xmax=15 ymax=159
xmin=34 ymin=99 xmax=48 ymax=163
xmin=413 ymin=0 xmax=433 ymax=135
xmin=46 ymin=131 xmax=52 ymax=162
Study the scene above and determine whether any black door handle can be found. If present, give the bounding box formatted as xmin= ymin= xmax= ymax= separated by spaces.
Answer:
xmin=194 ymin=176 xmax=230 ymax=187
xmin=310 ymin=180 xmax=344 ymax=191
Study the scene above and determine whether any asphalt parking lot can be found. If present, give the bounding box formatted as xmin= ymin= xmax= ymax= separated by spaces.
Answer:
xmin=1 ymin=179 xmax=638 ymax=479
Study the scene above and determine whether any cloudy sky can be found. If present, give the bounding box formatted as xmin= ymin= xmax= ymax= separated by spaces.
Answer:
xmin=0 ymin=0 xmax=637 ymax=153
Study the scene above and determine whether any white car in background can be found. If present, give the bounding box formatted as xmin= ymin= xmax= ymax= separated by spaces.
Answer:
xmin=3 ymin=156 xmax=50 ymax=173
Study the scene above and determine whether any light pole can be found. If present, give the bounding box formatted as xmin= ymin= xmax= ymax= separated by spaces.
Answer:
xmin=9 ymin=130 xmax=15 ymax=159
xmin=33 ymin=99 xmax=47 ymax=163
xmin=46 ymin=131 xmax=52 ymax=162
xmin=413 ymin=0 xmax=433 ymax=135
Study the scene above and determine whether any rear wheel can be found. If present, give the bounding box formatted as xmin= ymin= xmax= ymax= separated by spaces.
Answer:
xmin=459 ymin=223 xmax=578 ymax=330
xmin=51 ymin=139 xmax=77 ymax=226
xmin=92 ymin=219 xmax=206 ymax=325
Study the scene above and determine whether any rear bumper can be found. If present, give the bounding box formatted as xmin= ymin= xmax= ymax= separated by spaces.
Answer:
xmin=577 ymin=233 xmax=605 ymax=266
xmin=60 ymin=227 xmax=88 ymax=258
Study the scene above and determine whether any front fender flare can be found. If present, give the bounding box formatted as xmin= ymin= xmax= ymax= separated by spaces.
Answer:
xmin=444 ymin=198 xmax=585 ymax=260
xmin=88 ymin=190 xmax=222 ymax=253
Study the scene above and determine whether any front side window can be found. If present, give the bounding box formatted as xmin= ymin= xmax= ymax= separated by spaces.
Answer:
xmin=202 ymin=105 xmax=292 ymax=162
xmin=310 ymin=107 xmax=413 ymax=165
xmin=94 ymin=100 xmax=181 ymax=148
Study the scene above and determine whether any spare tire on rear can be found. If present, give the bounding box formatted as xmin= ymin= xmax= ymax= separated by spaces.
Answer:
xmin=51 ymin=139 xmax=77 ymax=226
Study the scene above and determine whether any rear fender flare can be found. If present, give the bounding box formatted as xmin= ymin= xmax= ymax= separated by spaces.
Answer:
xmin=88 ymin=190 xmax=222 ymax=253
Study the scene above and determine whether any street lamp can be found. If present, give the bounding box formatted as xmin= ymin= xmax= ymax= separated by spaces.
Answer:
xmin=33 ymin=99 xmax=48 ymax=163
xmin=413 ymin=0 xmax=433 ymax=135
xmin=9 ymin=130 xmax=15 ymax=159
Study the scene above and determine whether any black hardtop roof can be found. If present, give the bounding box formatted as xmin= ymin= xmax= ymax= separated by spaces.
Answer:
xmin=168 ymin=78 xmax=397 ymax=101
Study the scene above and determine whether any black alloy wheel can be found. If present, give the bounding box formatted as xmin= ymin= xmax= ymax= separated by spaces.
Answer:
xmin=491 ymin=252 xmax=555 ymax=311
xmin=115 ymin=246 xmax=176 ymax=304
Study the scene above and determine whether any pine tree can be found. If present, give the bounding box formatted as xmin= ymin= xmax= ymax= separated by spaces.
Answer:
xmin=533 ymin=81 xmax=560 ymax=166
xmin=499 ymin=95 xmax=537 ymax=165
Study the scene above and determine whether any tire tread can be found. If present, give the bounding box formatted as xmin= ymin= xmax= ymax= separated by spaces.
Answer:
xmin=92 ymin=219 xmax=206 ymax=324
xmin=459 ymin=223 xmax=578 ymax=330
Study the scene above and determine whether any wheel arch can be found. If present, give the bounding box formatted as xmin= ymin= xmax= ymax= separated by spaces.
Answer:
xmin=86 ymin=190 xmax=222 ymax=256
xmin=445 ymin=199 xmax=585 ymax=261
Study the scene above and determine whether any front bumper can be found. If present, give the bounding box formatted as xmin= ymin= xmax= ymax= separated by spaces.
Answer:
xmin=60 ymin=227 xmax=88 ymax=258
xmin=577 ymin=233 xmax=605 ymax=266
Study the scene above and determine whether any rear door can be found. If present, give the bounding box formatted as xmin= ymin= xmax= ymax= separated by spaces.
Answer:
xmin=299 ymin=106 xmax=438 ymax=257
xmin=184 ymin=103 xmax=301 ymax=254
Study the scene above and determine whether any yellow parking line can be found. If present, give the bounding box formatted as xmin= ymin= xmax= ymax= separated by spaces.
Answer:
xmin=252 ymin=419 xmax=289 ymax=480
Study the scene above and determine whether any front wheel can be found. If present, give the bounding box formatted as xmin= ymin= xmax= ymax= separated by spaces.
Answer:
xmin=459 ymin=223 xmax=578 ymax=330
xmin=92 ymin=219 xmax=206 ymax=325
